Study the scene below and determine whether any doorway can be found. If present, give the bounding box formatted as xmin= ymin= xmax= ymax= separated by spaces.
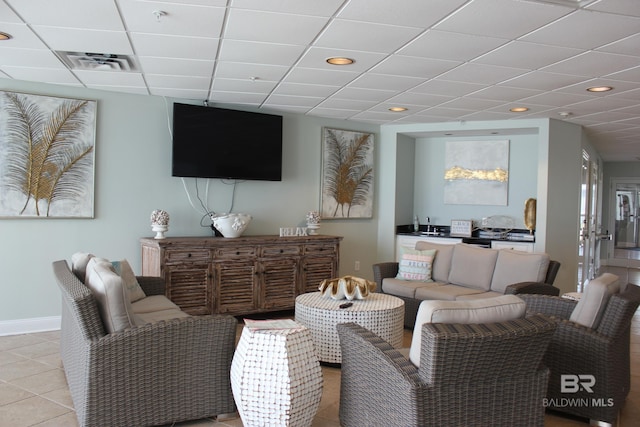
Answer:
xmin=608 ymin=179 xmax=640 ymax=268
xmin=578 ymin=151 xmax=602 ymax=291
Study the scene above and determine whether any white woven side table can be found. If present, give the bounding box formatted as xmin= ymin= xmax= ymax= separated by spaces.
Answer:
xmin=295 ymin=292 xmax=405 ymax=363
xmin=230 ymin=321 xmax=323 ymax=427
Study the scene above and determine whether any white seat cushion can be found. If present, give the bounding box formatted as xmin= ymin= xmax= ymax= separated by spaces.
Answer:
xmin=490 ymin=250 xmax=550 ymax=293
xmin=570 ymin=273 xmax=620 ymax=329
xmin=447 ymin=244 xmax=498 ymax=291
xmin=409 ymin=295 xmax=526 ymax=366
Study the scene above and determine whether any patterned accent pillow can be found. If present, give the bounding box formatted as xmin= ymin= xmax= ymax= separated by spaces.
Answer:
xmin=395 ymin=247 xmax=436 ymax=282
xmin=111 ymin=259 xmax=146 ymax=302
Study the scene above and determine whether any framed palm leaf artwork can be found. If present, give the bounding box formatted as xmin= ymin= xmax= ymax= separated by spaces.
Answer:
xmin=0 ymin=91 xmax=96 ymax=218
xmin=321 ymin=127 xmax=374 ymax=219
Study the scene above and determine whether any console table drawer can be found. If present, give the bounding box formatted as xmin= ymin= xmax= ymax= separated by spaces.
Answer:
xmin=216 ymin=247 xmax=257 ymax=258
xmin=262 ymin=245 xmax=301 ymax=257
xmin=304 ymin=243 xmax=337 ymax=254
xmin=166 ymin=250 xmax=210 ymax=262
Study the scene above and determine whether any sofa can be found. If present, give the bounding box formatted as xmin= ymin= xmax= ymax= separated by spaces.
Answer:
xmin=54 ymin=254 xmax=238 ymax=427
xmin=373 ymin=241 xmax=560 ymax=327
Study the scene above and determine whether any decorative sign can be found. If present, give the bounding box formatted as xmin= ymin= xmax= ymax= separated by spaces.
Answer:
xmin=280 ymin=227 xmax=308 ymax=237
xmin=450 ymin=220 xmax=473 ymax=237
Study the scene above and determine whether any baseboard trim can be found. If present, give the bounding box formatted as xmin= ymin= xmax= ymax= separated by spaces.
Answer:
xmin=0 ymin=316 xmax=61 ymax=336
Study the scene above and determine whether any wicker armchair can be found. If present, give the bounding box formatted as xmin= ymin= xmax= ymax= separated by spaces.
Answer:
xmin=53 ymin=260 xmax=237 ymax=427
xmin=337 ymin=314 xmax=557 ymax=427
xmin=519 ymin=283 xmax=640 ymax=425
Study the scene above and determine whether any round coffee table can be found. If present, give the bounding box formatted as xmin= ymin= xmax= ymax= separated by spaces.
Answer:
xmin=295 ymin=292 xmax=405 ymax=363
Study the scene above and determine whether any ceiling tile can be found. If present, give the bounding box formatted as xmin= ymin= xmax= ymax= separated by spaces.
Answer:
xmin=208 ymin=91 xmax=267 ymax=105
xmin=7 ymin=0 xmax=124 ymax=30
xmin=224 ymin=9 xmax=327 ymax=45
xmin=434 ymin=0 xmax=572 ymax=39
xmin=500 ymin=71 xmax=587 ymax=91
xmin=32 ymin=26 xmax=134 ymax=54
xmin=212 ymin=78 xmax=277 ymax=94
xmin=585 ymin=0 xmax=640 ymax=17
xmin=399 ymin=30 xmax=508 ymax=62
xmin=597 ymin=33 xmax=640 ymax=56
xmin=522 ymin=9 xmax=640 ymax=49
xmin=473 ymin=41 xmax=582 ymax=70
xmin=73 ymin=69 xmax=146 ymax=86
xmin=144 ymin=74 xmax=211 ymax=91
xmin=348 ymin=73 xmax=424 ymax=92
xmin=0 ymin=1 xmax=23 ymax=23
xmin=137 ymin=57 xmax=214 ymax=77
xmin=131 ymin=32 xmax=219 ymax=60
xmin=218 ymin=39 xmax=305 ymax=66
xmin=0 ymin=23 xmax=48 ymax=48
xmin=338 ymin=0 xmax=468 ymax=28
xmin=283 ymin=67 xmax=359 ymax=86
xmin=314 ymin=19 xmax=422 ymax=53
xmin=150 ymin=87 xmax=207 ymax=98
xmin=0 ymin=66 xmax=79 ymax=84
xmin=0 ymin=47 xmax=65 ymax=67
xmin=370 ymin=55 xmax=460 ymax=79
xmin=385 ymin=92 xmax=453 ymax=108
xmin=214 ymin=62 xmax=289 ymax=81
xmin=467 ymin=86 xmax=543 ymax=102
xmin=264 ymin=93 xmax=323 ymax=108
xmin=438 ymin=63 xmax=527 ymax=85
xmin=230 ymin=0 xmax=344 ymax=17
xmin=541 ymin=51 xmax=640 ymax=78
xmin=307 ymin=107 xmax=359 ymax=120
xmin=410 ymin=79 xmax=485 ymax=97
xmin=442 ymin=97 xmax=504 ymax=110
xmin=272 ymin=82 xmax=338 ymax=98
xmin=331 ymin=86 xmax=397 ymax=102
xmin=118 ymin=1 xmax=225 ymax=38
xmin=315 ymin=97 xmax=379 ymax=110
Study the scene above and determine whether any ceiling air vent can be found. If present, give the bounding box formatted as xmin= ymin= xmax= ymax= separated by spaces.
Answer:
xmin=56 ymin=51 xmax=139 ymax=72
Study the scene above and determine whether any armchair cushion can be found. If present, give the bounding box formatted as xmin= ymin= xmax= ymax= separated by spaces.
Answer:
xmin=85 ymin=261 xmax=143 ymax=333
xmin=490 ymin=250 xmax=550 ymax=293
xmin=409 ymin=295 xmax=526 ymax=366
xmin=71 ymin=252 xmax=94 ymax=282
xmin=569 ymin=273 xmax=619 ymax=328
xmin=395 ymin=247 xmax=436 ymax=282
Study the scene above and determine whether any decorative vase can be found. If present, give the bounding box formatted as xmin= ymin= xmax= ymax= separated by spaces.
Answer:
xmin=212 ymin=213 xmax=252 ymax=238
xmin=151 ymin=224 xmax=168 ymax=239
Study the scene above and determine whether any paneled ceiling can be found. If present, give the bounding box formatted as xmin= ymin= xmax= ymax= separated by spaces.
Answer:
xmin=1 ymin=0 xmax=639 ymax=161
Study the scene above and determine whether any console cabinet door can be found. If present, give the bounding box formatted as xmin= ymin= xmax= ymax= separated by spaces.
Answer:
xmin=260 ymin=258 xmax=298 ymax=310
xmin=163 ymin=263 xmax=213 ymax=316
xmin=300 ymin=255 xmax=338 ymax=294
xmin=214 ymin=261 xmax=258 ymax=314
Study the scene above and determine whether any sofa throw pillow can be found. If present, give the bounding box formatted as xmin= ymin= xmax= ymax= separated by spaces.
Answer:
xmin=395 ymin=247 xmax=437 ymax=282
xmin=111 ymin=259 xmax=146 ymax=303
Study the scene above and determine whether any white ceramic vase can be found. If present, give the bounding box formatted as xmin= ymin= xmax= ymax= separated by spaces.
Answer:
xmin=151 ymin=224 xmax=168 ymax=239
xmin=212 ymin=213 xmax=252 ymax=238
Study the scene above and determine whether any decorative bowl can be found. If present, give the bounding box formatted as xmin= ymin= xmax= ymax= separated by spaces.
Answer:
xmin=212 ymin=213 xmax=252 ymax=238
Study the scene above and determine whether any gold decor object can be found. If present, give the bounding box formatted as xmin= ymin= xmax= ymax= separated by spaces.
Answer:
xmin=318 ymin=275 xmax=376 ymax=300
xmin=524 ymin=198 xmax=537 ymax=234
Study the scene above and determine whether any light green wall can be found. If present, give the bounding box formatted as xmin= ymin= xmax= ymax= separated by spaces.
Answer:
xmin=411 ymin=133 xmax=539 ymax=229
xmin=0 ymin=79 xmax=378 ymax=323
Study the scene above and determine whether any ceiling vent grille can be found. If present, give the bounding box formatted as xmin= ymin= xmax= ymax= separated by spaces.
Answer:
xmin=56 ymin=51 xmax=139 ymax=72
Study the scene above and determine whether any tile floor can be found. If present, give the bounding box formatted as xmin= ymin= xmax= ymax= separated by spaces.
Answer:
xmin=1 ymin=266 xmax=638 ymax=427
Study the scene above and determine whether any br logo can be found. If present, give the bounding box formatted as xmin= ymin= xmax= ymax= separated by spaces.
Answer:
xmin=561 ymin=374 xmax=596 ymax=393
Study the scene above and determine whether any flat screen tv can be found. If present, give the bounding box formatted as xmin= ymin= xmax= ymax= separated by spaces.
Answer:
xmin=172 ymin=103 xmax=283 ymax=181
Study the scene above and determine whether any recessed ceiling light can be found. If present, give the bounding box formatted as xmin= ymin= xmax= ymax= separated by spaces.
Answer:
xmin=326 ymin=57 xmax=354 ymax=65
xmin=510 ymin=107 xmax=529 ymax=113
xmin=0 ymin=32 xmax=12 ymax=41
xmin=586 ymin=86 xmax=613 ymax=93
xmin=388 ymin=107 xmax=408 ymax=112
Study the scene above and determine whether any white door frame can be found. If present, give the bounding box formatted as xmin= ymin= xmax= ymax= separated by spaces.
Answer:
xmin=607 ymin=178 xmax=640 ymax=268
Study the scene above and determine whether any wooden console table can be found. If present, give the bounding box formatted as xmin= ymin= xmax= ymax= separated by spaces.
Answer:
xmin=140 ymin=235 xmax=342 ymax=316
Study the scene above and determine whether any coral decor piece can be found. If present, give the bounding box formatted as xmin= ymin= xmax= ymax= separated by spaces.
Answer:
xmin=150 ymin=209 xmax=170 ymax=225
xmin=306 ymin=210 xmax=321 ymax=235
xmin=318 ymin=275 xmax=376 ymax=300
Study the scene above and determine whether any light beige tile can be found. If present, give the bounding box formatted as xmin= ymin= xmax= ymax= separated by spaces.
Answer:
xmin=0 ymin=382 xmax=35 ymax=406
xmin=34 ymin=352 xmax=63 ymax=368
xmin=34 ymin=411 xmax=79 ymax=427
xmin=0 ymin=359 xmax=53 ymax=382
xmin=0 ymin=395 xmax=69 ymax=427
xmin=0 ymin=350 xmax=27 ymax=366
xmin=9 ymin=368 xmax=67 ymax=394
xmin=0 ymin=334 xmax=45 ymax=352
xmin=9 ymin=340 xmax=59 ymax=359
xmin=41 ymin=387 xmax=75 ymax=409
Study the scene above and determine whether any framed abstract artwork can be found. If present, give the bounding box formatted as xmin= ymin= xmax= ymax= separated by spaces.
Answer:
xmin=444 ymin=140 xmax=509 ymax=206
xmin=0 ymin=91 xmax=97 ymax=218
xmin=321 ymin=127 xmax=374 ymax=219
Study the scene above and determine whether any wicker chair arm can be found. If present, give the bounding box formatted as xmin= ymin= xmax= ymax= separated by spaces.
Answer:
xmin=372 ymin=262 xmax=399 ymax=292
xmin=337 ymin=322 xmax=424 ymax=427
xmin=136 ymin=276 xmax=166 ymax=296
xmin=518 ymin=294 xmax=577 ymax=319
xmin=505 ymin=281 xmax=560 ymax=296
